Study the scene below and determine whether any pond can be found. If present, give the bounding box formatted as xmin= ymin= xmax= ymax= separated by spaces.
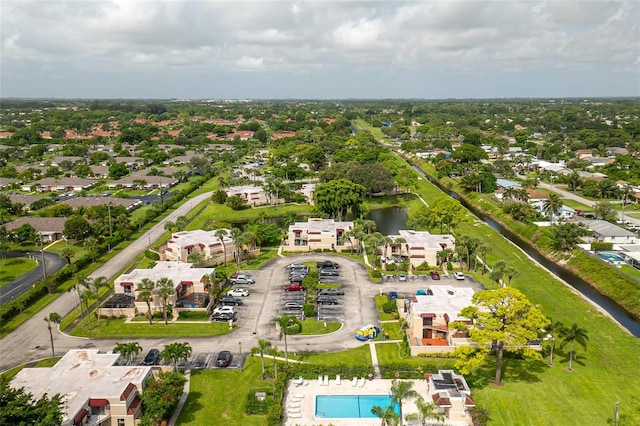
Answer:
xmin=366 ymin=206 xmax=408 ymax=235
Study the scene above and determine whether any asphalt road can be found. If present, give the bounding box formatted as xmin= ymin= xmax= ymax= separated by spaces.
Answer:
xmin=0 ymin=251 xmax=67 ymax=304
xmin=0 ymin=191 xmax=213 ymax=371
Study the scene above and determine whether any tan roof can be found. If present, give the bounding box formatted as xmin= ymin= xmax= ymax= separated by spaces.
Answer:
xmin=4 ymin=217 xmax=67 ymax=233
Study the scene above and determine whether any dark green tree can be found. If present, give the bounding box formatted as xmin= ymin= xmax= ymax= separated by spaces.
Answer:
xmin=0 ymin=377 xmax=63 ymax=425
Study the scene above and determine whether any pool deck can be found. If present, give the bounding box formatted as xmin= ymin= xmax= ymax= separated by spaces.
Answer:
xmin=283 ymin=378 xmax=430 ymax=426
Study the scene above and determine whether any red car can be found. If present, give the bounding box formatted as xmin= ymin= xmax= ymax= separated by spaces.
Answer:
xmin=429 ymin=271 xmax=441 ymax=280
xmin=284 ymin=283 xmax=306 ymax=291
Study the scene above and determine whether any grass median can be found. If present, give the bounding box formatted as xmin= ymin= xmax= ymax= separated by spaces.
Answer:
xmin=70 ymin=317 xmax=234 ymax=338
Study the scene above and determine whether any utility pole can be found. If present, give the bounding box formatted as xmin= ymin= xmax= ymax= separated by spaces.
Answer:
xmin=615 ymin=400 xmax=619 ymax=426
xmin=39 ymin=233 xmax=47 ymax=279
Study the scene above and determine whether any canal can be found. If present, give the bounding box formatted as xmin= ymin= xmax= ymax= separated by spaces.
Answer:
xmin=411 ymin=165 xmax=640 ymax=337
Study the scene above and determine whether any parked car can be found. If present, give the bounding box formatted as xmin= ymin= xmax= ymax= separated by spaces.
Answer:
xmin=429 ymin=271 xmax=440 ymax=280
xmin=317 ymin=288 xmax=344 ymax=296
xmin=397 ymin=274 xmax=408 ymax=282
xmin=227 ymin=288 xmax=249 ymax=297
xmin=317 ymin=260 xmax=340 ymax=269
xmin=453 ymin=271 xmax=465 ymax=280
xmin=287 ymin=263 xmax=310 ymax=272
xmin=229 ymin=274 xmax=255 ymax=285
xmin=416 ymin=289 xmax=427 ymax=296
xmin=213 ymin=305 xmax=236 ymax=315
xmin=220 ymin=296 xmax=243 ymax=306
xmin=282 ymin=301 xmax=303 ymax=310
xmin=211 ymin=312 xmax=237 ymax=322
xmin=289 ymin=272 xmax=308 ymax=281
xmin=285 ymin=283 xmax=306 ymax=291
xmin=319 ymin=269 xmax=339 ymax=276
xmin=216 ymin=351 xmax=232 ymax=367
xmin=316 ymin=296 xmax=338 ymax=305
xmin=142 ymin=349 xmax=160 ymax=366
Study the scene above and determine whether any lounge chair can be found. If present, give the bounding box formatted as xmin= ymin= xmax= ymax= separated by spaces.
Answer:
xmin=357 ymin=377 xmax=365 ymax=387
xmin=302 ymin=379 xmax=309 ymax=386
xmin=335 ymin=374 xmax=341 ymax=385
xmin=292 ymin=376 xmax=304 ymax=386
xmin=318 ymin=375 xmax=323 ymax=385
xmin=324 ymin=375 xmax=329 ymax=386
xmin=351 ymin=377 xmax=358 ymax=387
xmin=293 ymin=393 xmax=305 ymax=399
xmin=289 ymin=413 xmax=302 ymax=419
xmin=287 ymin=402 xmax=300 ymax=409
xmin=288 ymin=408 xmax=301 ymax=414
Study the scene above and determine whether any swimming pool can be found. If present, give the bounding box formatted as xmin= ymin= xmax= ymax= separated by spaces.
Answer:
xmin=315 ymin=395 xmax=399 ymax=418
xmin=597 ymin=252 xmax=624 ymax=263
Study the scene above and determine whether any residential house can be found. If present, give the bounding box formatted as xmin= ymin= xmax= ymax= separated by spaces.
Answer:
xmin=162 ymin=229 xmax=236 ymax=264
xmin=111 ymin=262 xmax=215 ymax=317
xmin=6 ymin=194 xmax=44 ymax=211
xmin=426 ymin=370 xmax=476 ymax=423
xmin=399 ymin=285 xmax=476 ymax=355
xmin=21 ymin=177 xmax=95 ymax=192
xmin=383 ymin=230 xmax=455 ymax=267
xmin=296 ymin=183 xmax=316 ymax=205
xmin=4 ymin=217 xmax=67 ymax=242
xmin=0 ymin=177 xmax=21 ymax=189
xmin=282 ymin=218 xmax=354 ymax=252
xmin=225 ymin=185 xmax=280 ymax=207
xmin=583 ymin=219 xmax=637 ymax=244
xmin=11 ymin=349 xmax=152 ymax=426
xmin=106 ymin=175 xmax=178 ymax=190
xmin=62 ymin=196 xmax=142 ymax=212
xmin=530 ymin=201 xmax=576 ymax=221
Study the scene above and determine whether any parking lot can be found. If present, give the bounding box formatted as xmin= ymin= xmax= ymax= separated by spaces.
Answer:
xmin=189 ymin=255 xmax=484 ymax=361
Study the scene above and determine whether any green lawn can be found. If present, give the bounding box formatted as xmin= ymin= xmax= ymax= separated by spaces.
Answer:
xmin=409 ymin=158 xmax=640 ymax=425
xmin=0 ymin=258 xmax=38 ymax=288
xmin=619 ymin=264 xmax=640 ymax=281
xmin=70 ymin=318 xmax=234 ymax=338
xmin=299 ymin=319 xmax=341 ymax=335
xmin=187 ymin=202 xmax=311 ymax=230
xmin=177 ymin=361 xmax=268 ymax=426
xmin=560 ymin=198 xmax=593 ymax=212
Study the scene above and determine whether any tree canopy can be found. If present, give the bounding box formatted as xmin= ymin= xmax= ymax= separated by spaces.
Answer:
xmin=0 ymin=376 xmax=64 ymax=425
xmin=313 ymin=179 xmax=366 ymax=221
xmin=452 ymin=287 xmax=549 ymax=385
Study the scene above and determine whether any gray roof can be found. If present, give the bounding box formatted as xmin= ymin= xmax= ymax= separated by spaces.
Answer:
xmin=585 ymin=219 xmax=637 ymax=237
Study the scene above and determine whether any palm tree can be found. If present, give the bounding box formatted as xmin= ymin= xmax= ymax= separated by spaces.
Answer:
xmin=175 ymin=215 xmax=188 ymax=231
xmin=542 ymin=193 xmax=563 ymax=225
xmin=250 ymin=339 xmax=272 ymax=379
xmin=83 ymin=236 xmax=99 ymax=262
xmin=504 ymin=266 xmax=519 ymax=285
xmin=266 ymin=345 xmax=280 ymax=379
xmin=91 ymin=276 xmax=108 ymax=325
xmin=565 ymin=171 xmax=583 ymax=191
xmin=137 ymin=278 xmax=156 ymax=325
xmin=164 ymin=221 xmax=175 ymax=232
xmin=230 ymin=227 xmax=243 ymax=265
xmin=282 ymin=211 xmax=298 ymax=230
xmin=79 ymin=281 xmax=96 ymax=330
xmin=371 ymin=405 xmax=399 ymax=426
xmin=44 ymin=312 xmax=62 ymax=360
xmin=476 ymin=243 xmax=491 ymax=275
xmin=405 ymin=397 xmax=444 ymax=425
xmin=276 ymin=314 xmax=294 ymax=367
xmin=390 ymin=380 xmax=420 ymax=426
xmin=113 ymin=342 xmax=142 ymax=365
xmin=161 ymin=342 xmax=193 ymax=370
xmin=60 ymin=247 xmax=74 ymax=264
xmin=559 ymin=323 xmax=589 ymax=370
xmin=214 ymin=228 xmax=228 ymax=265
xmin=545 ymin=319 xmax=564 ymax=366
xmin=156 ymin=277 xmax=175 ymax=325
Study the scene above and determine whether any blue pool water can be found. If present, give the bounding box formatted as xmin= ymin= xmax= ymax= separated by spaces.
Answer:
xmin=597 ymin=252 xmax=624 ymax=263
xmin=315 ymin=395 xmax=399 ymax=418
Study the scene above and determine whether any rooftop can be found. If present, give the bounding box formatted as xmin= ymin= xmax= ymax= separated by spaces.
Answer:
xmin=390 ymin=230 xmax=455 ymax=250
xmin=11 ymin=349 xmax=151 ymax=426
xmin=116 ymin=262 xmax=215 ymax=290
xmin=168 ymin=229 xmax=233 ymax=248
xmin=410 ymin=285 xmax=476 ymax=320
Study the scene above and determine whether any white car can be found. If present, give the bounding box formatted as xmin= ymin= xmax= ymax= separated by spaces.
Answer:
xmin=227 ymin=288 xmax=249 ymax=297
xmin=453 ymin=271 xmax=465 ymax=280
xmin=213 ymin=306 xmax=236 ymax=315
xmin=398 ymin=274 xmax=408 ymax=282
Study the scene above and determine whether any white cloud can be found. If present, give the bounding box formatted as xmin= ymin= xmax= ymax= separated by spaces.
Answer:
xmin=0 ymin=0 xmax=638 ymax=98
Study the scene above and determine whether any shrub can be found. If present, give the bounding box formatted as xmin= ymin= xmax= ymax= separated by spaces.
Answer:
xmin=177 ymin=311 xmax=208 ymax=320
xmin=447 ymin=261 xmax=453 ymax=271
xmin=386 ymin=262 xmax=398 ymax=271
xmin=414 ymin=261 xmax=430 ymax=271
xmin=591 ymin=242 xmax=613 ymax=252
xmin=371 ymin=269 xmax=382 ymax=278
xmin=303 ymin=304 xmax=315 ymax=318
xmin=145 ymin=250 xmax=160 ymax=261
xmin=383 ymin=300 xmax=397 ymax=314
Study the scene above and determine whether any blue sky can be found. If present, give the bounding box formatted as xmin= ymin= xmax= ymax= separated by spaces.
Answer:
xmin=1 ymin=0 xmax=638 ymax=99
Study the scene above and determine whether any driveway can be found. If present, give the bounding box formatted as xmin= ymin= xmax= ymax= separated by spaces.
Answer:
xmin=0 ymin=251 xmax=67 ymax=304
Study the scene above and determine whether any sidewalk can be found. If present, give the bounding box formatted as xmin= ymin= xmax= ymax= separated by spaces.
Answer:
xmin=167 ymin=369 xmax=191 ymax=426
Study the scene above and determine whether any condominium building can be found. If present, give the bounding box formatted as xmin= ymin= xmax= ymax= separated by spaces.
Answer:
xmin=383 ymin=230 xmax=455 ymax=267
xmin=162 ymin=229 xmax=236 ymax=264
xmin=282 ymin=218 xmax=354 ymax=252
